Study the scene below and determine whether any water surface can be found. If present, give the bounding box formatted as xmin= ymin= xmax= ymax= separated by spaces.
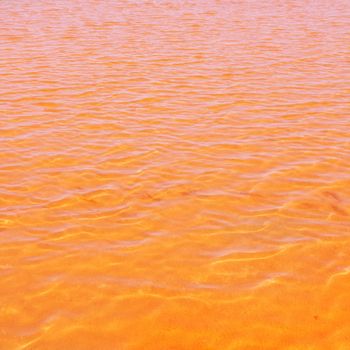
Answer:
xmin=1 ymin=0 xmax=350 ymax=349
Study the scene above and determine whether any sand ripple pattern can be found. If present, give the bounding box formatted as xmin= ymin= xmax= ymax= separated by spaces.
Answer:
xmin=1 ymin=0 xmax=350 ymax=349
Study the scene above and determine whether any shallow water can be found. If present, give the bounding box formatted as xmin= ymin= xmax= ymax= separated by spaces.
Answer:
xmin=1 ymin=0 xmax=350 ymax=349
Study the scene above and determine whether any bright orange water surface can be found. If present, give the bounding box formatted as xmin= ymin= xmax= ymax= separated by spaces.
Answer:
xmin=1 ymin=0 xmax=350 ymax=349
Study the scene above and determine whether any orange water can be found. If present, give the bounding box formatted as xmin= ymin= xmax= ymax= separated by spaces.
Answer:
xmin=1 ymin=0 xmax=350 ymax=349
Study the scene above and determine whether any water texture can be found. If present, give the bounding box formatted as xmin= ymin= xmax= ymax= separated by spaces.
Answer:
xmin=0 ymin=0 xmax=350 ymax=349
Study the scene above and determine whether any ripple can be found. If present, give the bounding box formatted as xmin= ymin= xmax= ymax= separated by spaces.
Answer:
xmin=1 ymin=0 xmax=350 ymax=348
